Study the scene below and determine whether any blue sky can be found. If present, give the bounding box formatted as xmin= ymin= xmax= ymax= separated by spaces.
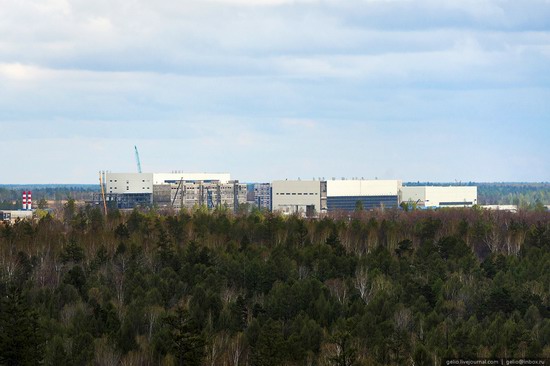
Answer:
xmin=0 ymin=0 xmax=549 ymax=183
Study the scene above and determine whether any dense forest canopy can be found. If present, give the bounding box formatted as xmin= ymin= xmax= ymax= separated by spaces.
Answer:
xmin=1 ymin=203 xmax=550 ymax=365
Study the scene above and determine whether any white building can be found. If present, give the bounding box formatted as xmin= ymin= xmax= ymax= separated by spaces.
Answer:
xmin=102 ymin=172 xmax=232 ymax=209
xmin=104 ymin=173 xmax=154 ymax=194
xmin=400 ymin=186 xmax=477 ymax=208
xmin=272 ymin=179 xmax=402 ymax=215
xmin=0 ymin=210 xmax=33 ymax=223
xmin=272 ymin=180 xmax=323 ymax=216
xmin=326 ymin=180 xmax=401 ymax=211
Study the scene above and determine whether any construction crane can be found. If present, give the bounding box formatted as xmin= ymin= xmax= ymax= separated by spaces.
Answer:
xmin=172 ymin=178 xmax=184 ymax=208
xmin=206 ymin=188 xmax=214 ymax=210
xmin=134 ymin=146 xmax=142 ymax=173
xmin=98 ymin=172 xmax=108 ymax=215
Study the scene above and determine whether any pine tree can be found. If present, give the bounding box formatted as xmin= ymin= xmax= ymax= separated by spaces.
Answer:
xmin=0 ymin=289 xmax=45 ymax=365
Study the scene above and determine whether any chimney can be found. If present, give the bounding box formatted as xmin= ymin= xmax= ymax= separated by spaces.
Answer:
xmin=22 ymin=191 xmax=27 ymax=210
xmin=27 ymin=191 xmax=32 ymax=211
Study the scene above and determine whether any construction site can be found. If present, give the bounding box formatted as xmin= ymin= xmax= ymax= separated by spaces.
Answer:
xmin=89 ymin=146 xmax=479 ymax=216
xmin=93 ymin=147 xmax=248 ymax=213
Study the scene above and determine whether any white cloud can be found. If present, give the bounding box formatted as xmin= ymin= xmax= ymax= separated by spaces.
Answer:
xmin=0 ymin=0 xmax=549 ymax=182
xmin=0 ymin=63 xmax=50 ymax=81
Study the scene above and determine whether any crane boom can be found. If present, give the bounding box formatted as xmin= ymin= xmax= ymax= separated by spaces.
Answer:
xmin=134 ymin=146 xmax=142 ymax=173
xmin=99 ymin=172 xmax=108 ymax=215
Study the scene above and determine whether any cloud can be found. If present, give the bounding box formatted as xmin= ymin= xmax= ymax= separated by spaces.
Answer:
xmin=0 ymin=63 xmax=52 ymax=81
xmin=0 ymin=0 xmax=549 ymax=182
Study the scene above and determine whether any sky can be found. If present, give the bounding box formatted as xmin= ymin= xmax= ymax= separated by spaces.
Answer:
xmin=0 ymin=0 xmax=549 ymax=184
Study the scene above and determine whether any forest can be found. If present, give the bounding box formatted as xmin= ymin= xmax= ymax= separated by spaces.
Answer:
xmin=0 ymin=203 xmax=549 ymax=365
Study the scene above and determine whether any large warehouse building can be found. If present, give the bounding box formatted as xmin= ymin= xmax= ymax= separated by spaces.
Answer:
xmin=271 ymin=180 xmax=478 ymax=216
xmin=326 ymin=180 xmax=401 ymax=211
xmin=400 ymin=186 xmax=478 ymax=208
xmin=272 ymin=179 xmax=402 ymax=216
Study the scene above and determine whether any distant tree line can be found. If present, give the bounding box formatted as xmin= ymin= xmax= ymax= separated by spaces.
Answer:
xmin=0 ymin=187 xmax=98 ymax=210
xmin=0 ymin=203 xmax=549 ymax=365
xmin=404 ymin=182 xmax=550 ymax=207
xmin=477 ymin=184 xmax=550 ymax=207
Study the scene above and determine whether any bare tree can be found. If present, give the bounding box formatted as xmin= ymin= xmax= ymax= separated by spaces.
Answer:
xmin=146 ymin=306 xmax=164 ymax=342
xmin=226 ymin=332 xmax=246 ymax=366
xmin=94 ymin=336 xmax=121 ymax=366
xmin=354 ymin=267 xmax=370 ymax=304
xmin=325 ymin=278 xmax=348 ymax=305
xmin=205 ymin=332 xmax=229 ymax=366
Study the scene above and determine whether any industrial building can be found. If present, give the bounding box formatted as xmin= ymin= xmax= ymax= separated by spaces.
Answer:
xmin=97 ymin=171 xmax=247 ymax=212
xmin=1 ymin=191 xmax=34 ymax=223
xmin=101 ymin=172 xmax=154 ymax=208
xmin=272 ymin=180 xmax=326 ymax=216
xmin=95 ymin=168 xmax=478 ymax=215
xmin=271 ymin=179 xmax=402 ymax=216
xmin=253 ymin=183 xmax=272 ymax=211
xmin=326 ymin=180 xmax=401 ymax=211
xmin=400 ymin=186 xmax=478 ymax=208
xmin=0 ymin=210 xmax=33 ymax=223
xmin=169 ymin=180 xmax=247 ymax=211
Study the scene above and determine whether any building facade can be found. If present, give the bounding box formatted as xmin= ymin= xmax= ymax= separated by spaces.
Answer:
xmin=326 ymin=180 xmax=401 ymax=211
xmin=400 ymin=186 xmax=478 ymax=208
xmin=272 ymin=179 xmax=402 ymax=215
xmin=101 ymin=172 xmax=234 ymax=210
xmin=102 ymin=172 xmax=154 ymax=208
xmin=170 ymin=180 xmax=247 ymax=212
xmin=253 ymin=183 xmax=272 ymax=211
xmin=272 ymin=180 xmax=324 ymax=216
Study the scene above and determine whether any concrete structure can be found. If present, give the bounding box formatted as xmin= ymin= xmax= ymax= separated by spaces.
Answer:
xmin=105 ymin=173 xmax=154 ymax=194
xmin=253 ymin=183 xmax=272 ymax=211
xmin=1 ymin=191 xmax=35 ymax=223
xmin=153 ymin=172 xmax=230 ymax=185
xmin=272 ymin=179 xmax=401 ymax=215
xmin=272 ymin=180 xmax=324 ymax=216
xmin=100 ymin=172 xmax=232 ymax=209
xmin=326 ymin=180 xmax=401 ymax=211
xmin=170 ymin=180 xmax=247 ymax=212
xmin=0 ymin=210 xmax=33 ymax=223
xmin=27 ymin=191 xmax=32 ymax=211
xmin=102 ymin=172 xmax=154 ymax=208
xmin=400 ymin=186 xmax=477 ymax=208
xmin=97 ymin=170 xmax=479 ymax=214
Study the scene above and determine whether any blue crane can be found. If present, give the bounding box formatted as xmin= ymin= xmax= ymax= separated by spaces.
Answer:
xmin=134 ymin=146 xmax=142 ymax=173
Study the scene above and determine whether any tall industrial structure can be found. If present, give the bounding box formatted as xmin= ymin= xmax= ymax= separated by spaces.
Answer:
xmin=0 ymin=190 xmax=34 ymax=223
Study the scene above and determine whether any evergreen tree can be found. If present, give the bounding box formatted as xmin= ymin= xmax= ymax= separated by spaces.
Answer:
xmin=0 ymin=289 xmax=45 ymax=365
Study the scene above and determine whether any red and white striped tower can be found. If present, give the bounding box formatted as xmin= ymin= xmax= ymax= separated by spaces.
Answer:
xmin=27 ymin=191 xmax=32 ymax=211
xmin=22 ymin=191 xmax=27 ymax=210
